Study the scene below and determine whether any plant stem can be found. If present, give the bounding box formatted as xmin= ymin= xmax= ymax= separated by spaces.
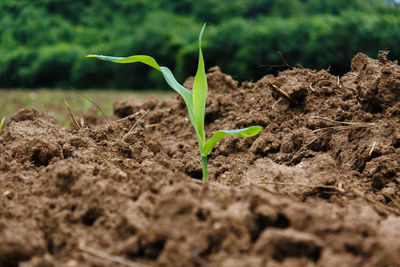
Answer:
xmin=201 ymin=156 xmax=208 ymax=181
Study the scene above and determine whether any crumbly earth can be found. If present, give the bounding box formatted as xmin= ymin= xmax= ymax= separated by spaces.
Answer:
xmin=1 ymin=53 xmax=399 ymax=267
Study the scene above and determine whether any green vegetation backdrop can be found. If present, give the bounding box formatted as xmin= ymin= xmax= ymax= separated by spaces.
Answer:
xmin=1 ymin=0 xmax=399 ymax=89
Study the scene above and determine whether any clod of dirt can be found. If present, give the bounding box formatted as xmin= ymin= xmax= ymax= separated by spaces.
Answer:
xmin=114 ymin=97 xmax=159 ymax=119
xmin=1 ymin=53 xmax=400 ymax=266
xmin=11 ymin=107 xmax=53 ymax=123
xmin=243 ymin=154 xmax=338 ymax=199
xmin=0 ymin=222 xmax=46 ymax=267
xmin=347 ymin=52 xmax=400 ymax=114
xmin=2 ymin=110 xmax=63 ymax=167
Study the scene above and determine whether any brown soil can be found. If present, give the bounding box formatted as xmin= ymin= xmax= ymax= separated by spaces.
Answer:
xmin=1 ymin=53 xmax=400 ymax=267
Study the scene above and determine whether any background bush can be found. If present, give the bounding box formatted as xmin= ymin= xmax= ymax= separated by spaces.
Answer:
xmin=0 ymin=0 xmax=399 ymax=89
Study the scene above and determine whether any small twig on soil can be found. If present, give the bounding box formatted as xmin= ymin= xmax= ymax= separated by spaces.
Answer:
xmin=309 ymin=84 xmax=315 ymax=92
xmin=309 ymin=116 xmax=375 ymax=133
xmin=145 ymin=123 xmax=160 ymax=128
xmin=348 ymin=187 xmax=400 ymax=216
xmin=253 ymin=181 xmax=400 ymax=216
xmin=294 ymin=116 xmax=375 ymax=156
xmin=377 ymin=191 xmax=400 ymax=210
xmin=310 ymin=116 xmax=375 ymax=126
xmin=349 ymin=73 xmax=359 ymax=77
xmin=314 ymin=79 xmax=334 ymax=88
xmin=369 ymin=141 xmax=377 ymax=156
xmin=270 ymin=83 xmax=293 ymax=102
xmin=272 ymin=98 xmax=283 ymax=109
xmin=312 ymin=125 xmax=373 ymax=133
xmin=79 ymin=244 xmax=149 ymax=267
xmin=72 ymin=89 xmax=111 ymax=126
xmin=122 ymin=109 xmax=149 ymax=141
xmin=64 ymin=99 xmax=81 ymax=130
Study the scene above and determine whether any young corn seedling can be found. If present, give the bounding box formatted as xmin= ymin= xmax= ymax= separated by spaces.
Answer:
xmin=87 ymin=24 xmax=262 ymax=181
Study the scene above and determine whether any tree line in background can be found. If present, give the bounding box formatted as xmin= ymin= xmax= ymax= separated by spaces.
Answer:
xmin=0 ymin=0 xmax=399 ymax=89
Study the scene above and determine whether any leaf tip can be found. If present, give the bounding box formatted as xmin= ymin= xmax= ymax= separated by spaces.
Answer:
xmin=252 ymin=126 xmax=263 ymax=135
xmin=199 ymin=23 xmax=206 ymax=43
xmin=254 ymin=126 xmax=263 ymax=131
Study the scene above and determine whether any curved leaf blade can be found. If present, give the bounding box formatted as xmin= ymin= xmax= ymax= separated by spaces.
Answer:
xmin=203 ymin=126 xmax=262 ymax=155
xmin=193 ymin=23 xmax=207 ymax=148
xmin=86 ymin=54 xmax=204 ymax=142
xmin=86 ymin=54 xmax=161 ymax=71
xmin=87 ymin=53 xmax=200 ymax=142
xmin=86 ymin=54 xmax=192 ymax=103
xmin=159 ymin=66 xmax=197 ymax=133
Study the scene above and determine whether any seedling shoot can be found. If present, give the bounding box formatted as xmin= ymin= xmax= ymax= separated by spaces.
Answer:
xmin=87 ymin=24 xmax=262 ymax=181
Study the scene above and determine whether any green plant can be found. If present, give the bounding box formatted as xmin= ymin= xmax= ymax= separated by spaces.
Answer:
xmin=87 ymin=24 xmax=262 ymax=181
xmin=0 ymin=116 xmax=5 ymax=132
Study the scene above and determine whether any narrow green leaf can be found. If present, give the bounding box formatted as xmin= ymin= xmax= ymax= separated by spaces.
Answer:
xmin=86 ymin=55 xmax=204 ymax=143
xmin=87 ymin=54 xmax=201 ymax=142
xmin=86 ymin=54 xmax=161 ymax=71
xmin=203 ymin=126 xmax=262 ymax=155
xmin=193 ymin=23 xmax=207 ymax=149
xmin=159 ymin=66 xmax=198 ymax=133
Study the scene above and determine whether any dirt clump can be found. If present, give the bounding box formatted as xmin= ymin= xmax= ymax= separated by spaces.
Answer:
xmin=1 ymin=53 xmax=399 ymax=266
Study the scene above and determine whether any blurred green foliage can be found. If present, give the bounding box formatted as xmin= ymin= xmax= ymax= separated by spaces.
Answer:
xmin=0 ymin=0 xmax=399 ymax=89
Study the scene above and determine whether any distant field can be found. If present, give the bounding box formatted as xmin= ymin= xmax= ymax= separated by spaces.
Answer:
xmin=0 ymin=89 xmax=174 ymax=126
